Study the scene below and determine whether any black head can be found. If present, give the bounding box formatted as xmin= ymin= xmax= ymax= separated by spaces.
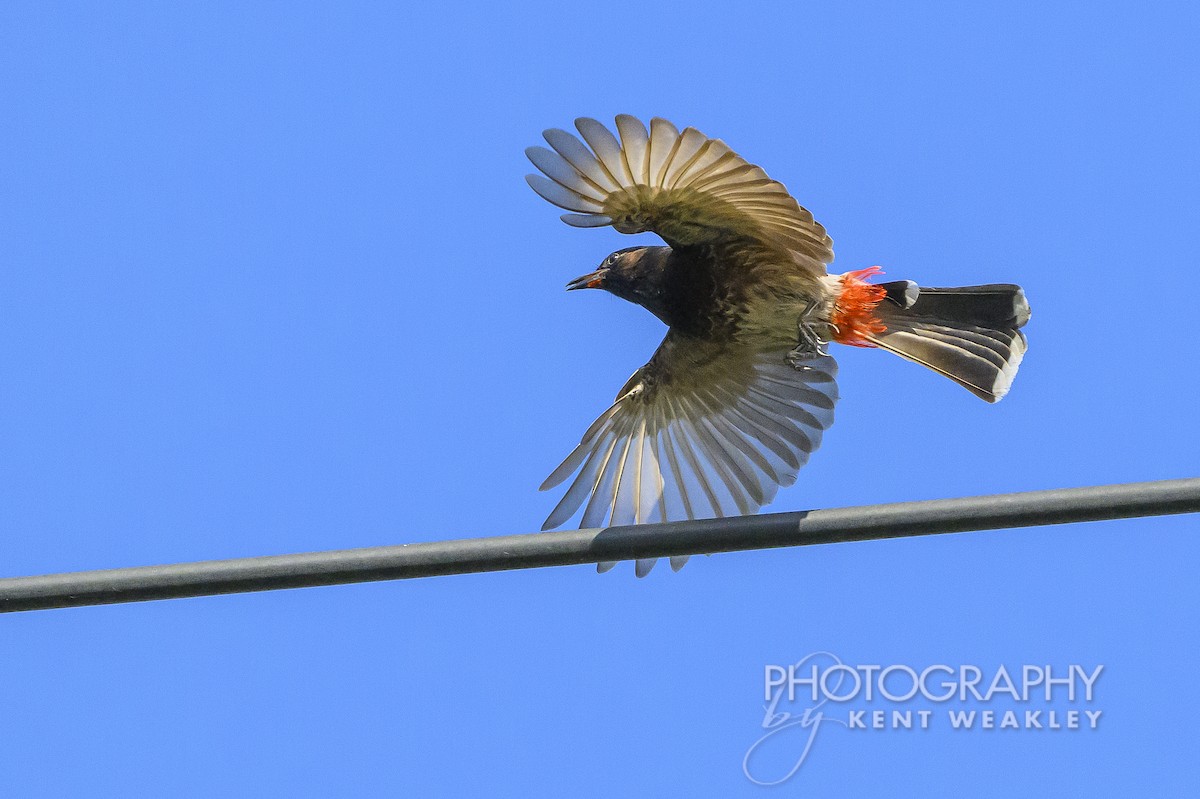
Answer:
xmin=565 ymin=246 xmax=671 ymax=315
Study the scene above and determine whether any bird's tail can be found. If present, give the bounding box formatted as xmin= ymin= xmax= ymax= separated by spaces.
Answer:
xmin=864 ymin=281 xmax=1031 ymax=403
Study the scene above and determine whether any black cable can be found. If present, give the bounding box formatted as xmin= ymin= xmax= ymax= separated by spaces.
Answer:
xmin=1 ymin=478 xmax=1197 ymax=613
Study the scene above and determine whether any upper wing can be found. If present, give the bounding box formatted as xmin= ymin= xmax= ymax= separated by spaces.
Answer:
xmin=540 ymin=333 xmax=839 ymax=575
xmin=525 ymin=115 xmax=834 ymax=267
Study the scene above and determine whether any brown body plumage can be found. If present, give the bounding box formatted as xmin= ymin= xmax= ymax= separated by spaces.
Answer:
xmin=591 ymin=244 xmax=816 ymax=341
xmin=527 ymin=116 xmax=1030 ymax=575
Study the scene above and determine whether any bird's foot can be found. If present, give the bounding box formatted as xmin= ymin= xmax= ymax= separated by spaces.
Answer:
xmin=787 ymin=331 xmax=828 ymax=368
xmin=787 ymin=302 xmax=829 ymax=369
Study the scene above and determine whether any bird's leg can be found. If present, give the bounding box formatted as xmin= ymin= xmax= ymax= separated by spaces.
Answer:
xmin=788 ymin=298 xmax=829 ymax=368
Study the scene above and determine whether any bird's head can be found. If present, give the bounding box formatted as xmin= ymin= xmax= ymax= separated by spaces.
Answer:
xmin=565 ymin=246 xmax=670 ymax=315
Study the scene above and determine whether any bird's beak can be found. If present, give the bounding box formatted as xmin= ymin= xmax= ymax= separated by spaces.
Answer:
xmin=566 ymin=268 xmax=607 ymax=291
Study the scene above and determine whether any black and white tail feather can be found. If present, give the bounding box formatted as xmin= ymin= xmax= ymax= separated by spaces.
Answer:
xmin=870 ymin=282 xmax=1030 ymax=403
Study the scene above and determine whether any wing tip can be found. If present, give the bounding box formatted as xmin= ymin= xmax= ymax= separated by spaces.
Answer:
xmin=561 ymin=213 xmax=612 ymax=228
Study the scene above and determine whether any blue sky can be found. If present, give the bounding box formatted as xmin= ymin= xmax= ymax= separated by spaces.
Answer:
xmin=1 ymin=1 xmax=1197 ymax=795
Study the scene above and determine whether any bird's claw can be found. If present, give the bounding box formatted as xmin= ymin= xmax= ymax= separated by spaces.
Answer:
xmin=788 ymin=303 xmax=829 ymax=369
xmin=788 ymin=335 xmax=828 ymax=368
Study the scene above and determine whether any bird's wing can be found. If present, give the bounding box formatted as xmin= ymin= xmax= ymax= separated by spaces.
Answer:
xmin=540 ymin=333 xmax=839 ymax=575
xmin=525 ymin=115 xmax=833 ymax=268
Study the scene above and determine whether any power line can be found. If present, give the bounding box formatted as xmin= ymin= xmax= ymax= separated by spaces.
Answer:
xmin=1 ymin=478 xmax=1197 ymax=613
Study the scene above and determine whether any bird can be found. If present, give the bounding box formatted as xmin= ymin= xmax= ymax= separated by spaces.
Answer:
xmin=526 ymin=115 xmax=1030 ymax=576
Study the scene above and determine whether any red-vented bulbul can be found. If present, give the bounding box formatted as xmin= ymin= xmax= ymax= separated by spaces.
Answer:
xmin=526 ymin=116 xmax=1030 ymax=575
